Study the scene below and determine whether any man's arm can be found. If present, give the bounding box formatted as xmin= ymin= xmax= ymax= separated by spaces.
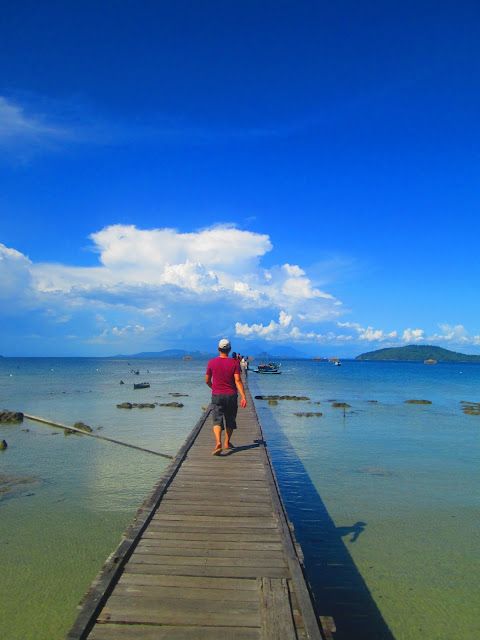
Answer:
xmin=205 ymin=373 xmax=213 ymax=389
xmin=234 ymin=373 xmax=247 ymax=408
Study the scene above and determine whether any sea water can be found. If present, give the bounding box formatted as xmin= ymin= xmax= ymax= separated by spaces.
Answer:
xmin=250 ymin=360 xmax=480 ymax=640
xmin=0 ymin=358 xmax=479 ymax=639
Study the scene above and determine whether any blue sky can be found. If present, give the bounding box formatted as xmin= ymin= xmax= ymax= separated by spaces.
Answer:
xmin=1 ymin=1 xmax=479 ymax=357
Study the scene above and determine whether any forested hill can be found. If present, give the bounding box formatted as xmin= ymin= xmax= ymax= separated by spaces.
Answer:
xmin=356 ymin=345 xmax=480 ymax=362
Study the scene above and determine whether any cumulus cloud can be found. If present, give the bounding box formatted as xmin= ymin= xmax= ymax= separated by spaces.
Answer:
xmin=3 ymin=227 xmax=480 ymax=354
xmin=337 ymin=322 xmax=397 ymax=342
xmin=236 ymin=312 xmax=346 ymax=343
xmin=402 ymin=328 xmax=425 ymax=343
xmin=0 ymin=225 xmax=346 ymax=349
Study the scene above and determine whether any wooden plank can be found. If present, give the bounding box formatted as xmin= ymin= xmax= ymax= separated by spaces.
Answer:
xmin=257 ymin=577 xmax=297 ymax=640
xmin=133 ymin=547 xmax=286 ymax=561
xmin=136 ymin=539 xmax=283 ymax=551
xmin=162 ymin=496 xmax=273 ymax=506
xmin=88 ymin=624 xmax=262 ymax=639
xmin=118 ymin=573 xmax=258 ymax=591
xmin=112 ymin=582 xmax=258 ymax=601
xmin=98 ymin=595 xmax=260 ymax=627
xmin=162 ymin=491 xmax=271 ymax=500
xmin=141 ymin=529 xmax=282 ymax=542
xmin=157 ymin=505 xmax=273 ymax=517
xmin=151 ymin=515 xmax=277 ymax=526
xmin=127 ymin=554 xmax=287 ymax=568
xmin=124 ymin=564 xmax=289 ymax=578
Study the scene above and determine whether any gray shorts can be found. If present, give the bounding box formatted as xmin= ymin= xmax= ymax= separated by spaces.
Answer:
xmin=211 ymin=394 xmax=238 ymax=430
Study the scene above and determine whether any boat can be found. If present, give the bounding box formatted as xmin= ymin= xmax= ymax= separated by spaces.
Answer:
xmin=133 ymin=382 xmax=150 ymax=389
xmin=424 ymin=359 xmax=437 ymax=364
xmin=182 ymin=355 xmax=193 ymax=360
xmin=252 ymin=362 xmax=282 ymax=374
xmin=334 ymin=361 xmax=342 ymax=366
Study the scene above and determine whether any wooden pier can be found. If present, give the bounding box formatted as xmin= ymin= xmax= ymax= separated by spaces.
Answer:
xmin=66 ymin=377 xmax=328 ymax=639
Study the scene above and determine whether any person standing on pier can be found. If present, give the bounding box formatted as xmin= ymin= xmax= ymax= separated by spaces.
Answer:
xmin=205 ymin=338 xmax=247 ymax=455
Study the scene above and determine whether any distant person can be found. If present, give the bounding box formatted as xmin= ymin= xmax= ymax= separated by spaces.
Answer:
xmin=231 ymin=351 xmax=237 ymax=359
xmin=205 ymin=339 xmax=247 ymax=455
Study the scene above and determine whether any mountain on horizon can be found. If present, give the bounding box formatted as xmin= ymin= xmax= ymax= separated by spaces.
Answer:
xmin=356 ymin=344 xmax=480 ymax=362
xmin=109 ymin=349 xmax=214 ymax=359
xmin=108 ymin=345 xmax=311 ymax=360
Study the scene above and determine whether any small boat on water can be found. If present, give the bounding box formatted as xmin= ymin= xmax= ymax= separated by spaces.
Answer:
xmin=133 ymin=382 xmax=150 ymax=389
xmin=252 ymin=362 xmax=282 ymax=374
xmin=334 ymin=361 xmax=342 ymax=366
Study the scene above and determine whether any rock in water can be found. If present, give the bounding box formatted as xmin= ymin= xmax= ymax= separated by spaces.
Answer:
xmin=0 ymin=440 xmax=7 ymax=450
xmin=0 ymin=410 xmax=24 ymax=424
xmin=73 ymin=422 xmax=93 ymax=433
xmin=158 ymin=402 xmax=184 ymax=408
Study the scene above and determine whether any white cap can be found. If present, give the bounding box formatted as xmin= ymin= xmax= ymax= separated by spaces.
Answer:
xmin=218 ymin=338 xmax=231 ymax=351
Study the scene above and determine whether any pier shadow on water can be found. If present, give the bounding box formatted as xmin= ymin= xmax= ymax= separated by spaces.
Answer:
xmin=256 ymin=404 xmax=395 ymax=640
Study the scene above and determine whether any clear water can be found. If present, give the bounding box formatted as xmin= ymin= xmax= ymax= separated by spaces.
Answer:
xmin=0 ymin=358 xmax=479 ymax=639
xmin=0 ymin=358 xmax=211 ymax=640
xmin=249 ymin=360 xmax=480 ymax=640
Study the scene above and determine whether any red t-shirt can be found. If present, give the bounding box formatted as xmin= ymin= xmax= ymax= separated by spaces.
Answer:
xmin=206 ymin=357 xmax=241 ymax=395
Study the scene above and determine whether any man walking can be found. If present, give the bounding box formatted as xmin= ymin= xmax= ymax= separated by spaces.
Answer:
xmin=205 ymin=339 xmax=247 ymax=455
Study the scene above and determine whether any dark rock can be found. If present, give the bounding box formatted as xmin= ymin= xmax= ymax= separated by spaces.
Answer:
xmin=367 ymin=400 xmax=378 ymax=403
xmin=133 ymin=403 xmax=156 ymax=409
xmin=405 ymin=399 xmax=432 ymax=405
xmin=169 ymin=393 xmax=189 ymax=397
xmin=158 ymin=402 xmax=184 ymax=408
xmin=0 ymin=410 xmax=24 ymax=424
xmin=267 ymin=399 xmax=278 ymax=406
xmin=119 ymin=380 xmax=124 ymax=385
xmin=117 ymin=402 xmax=133 ymax=409
xmin=0 ymin=440 xmax=7 ymax=450
xmin=461 ymin=403 xmax=480 ymax=415
xmin=73 ymin=422 xmax=93 ymax=433
xmin=22 ymin=429 xmax=30 ymax=433
xmin=294 ymin=412 xmax=322 ymax=418
xmin=332 ymin=403 xmax=351 ymax=408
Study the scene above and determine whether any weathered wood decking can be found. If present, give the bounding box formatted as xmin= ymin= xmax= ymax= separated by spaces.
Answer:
xmin=66 ymin=376 xmax=327 ymax=640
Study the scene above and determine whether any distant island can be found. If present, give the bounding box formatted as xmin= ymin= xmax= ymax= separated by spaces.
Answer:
xmin=356 ymin=344 xmax=480 ymax=362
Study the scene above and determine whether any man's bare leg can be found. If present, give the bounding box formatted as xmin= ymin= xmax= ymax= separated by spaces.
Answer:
xmin=212 ymin=424 xmax=222 ymax=455
xmin=224 ymin=428 xmax=234 ymax=449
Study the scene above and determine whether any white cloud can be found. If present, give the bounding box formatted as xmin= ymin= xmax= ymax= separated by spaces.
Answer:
xmin=337 ymin=321 xmax=397 ymax=342
xmin=358 ymin=327 xmax=398 ymax=342
xmin=402 ymin=328 xmax=425 ymax=343
xmin=3 ymin=227 xmax=480 ymax=354
xmin=283 ymin=263 xmax=305 ymax=277
xmin=0 ymin=225 xmax=346 ymax=349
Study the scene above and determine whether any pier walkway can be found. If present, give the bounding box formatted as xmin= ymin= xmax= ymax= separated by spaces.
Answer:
xmin=67 ymin=377 xmax=327 ymax=640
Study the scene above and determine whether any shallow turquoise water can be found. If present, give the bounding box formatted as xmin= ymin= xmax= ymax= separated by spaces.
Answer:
xmin=0 ymin=358 xmax=210 ymax=639
xmin=250 ymin=360 xmax=480 ymax=640
xmin=1 ymin=358 xmax=479 ymax=639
